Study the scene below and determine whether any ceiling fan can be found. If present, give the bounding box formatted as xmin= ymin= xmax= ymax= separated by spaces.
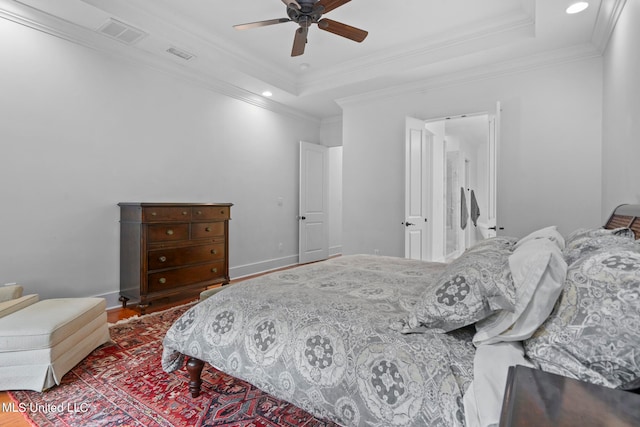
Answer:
xmin=233 ymin=0 xmax=368 ymax=57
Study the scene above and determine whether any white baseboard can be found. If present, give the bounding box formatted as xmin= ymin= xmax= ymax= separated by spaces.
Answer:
xmin=230 ymin=254 xmax=300 ymax=280
xmin=329 ymin=245 xmax=343 ymax=257
xmin=95 ymin=290 xmax=126 ymax=311
xmin=100 ymin=251 xmax=342 ymax=310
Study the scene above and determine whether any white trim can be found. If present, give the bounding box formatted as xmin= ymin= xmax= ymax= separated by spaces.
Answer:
xmin=92 ymin=290 xmax=125 ymax=311
xmin=0 ymin=1 xmax=320 ymax=124
xmin=229 ymin=255 xmax=300 ymax=280
xmin=2 ymin=0 xmax=621 ymax=121
xmin=98 ymin=254 xmax=302 ymax=310
xmin=336 ymin=43 xmax=600 ymax=109
xmin=298 ymin=11 xmax=535 ymax=95
xmin=80 ymin=0 xmax=297 ymax=94
xmin=592 ymin=0 xmax=628 ymax=52
xmin=329 ymin=245 xmax=343 ymax=257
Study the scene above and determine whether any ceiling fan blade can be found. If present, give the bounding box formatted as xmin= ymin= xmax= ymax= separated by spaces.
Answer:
xmin=233 ymin=18 xmax=291 ymax=30
xmin=317 ymin=18 xmax=368 ymax=42
xmin=316 ymin=0 xmax=351 ymax=14
xmin=281 ymin=0 xmax=301 ymax=9
xmin=291 ymin=26 xmax=308 ymax=57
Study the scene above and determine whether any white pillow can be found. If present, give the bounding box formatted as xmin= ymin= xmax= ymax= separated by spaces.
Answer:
xmin=473 ymin=238 xmax=567 ymax=345
xmin=515 ymin=225 xmax=565 ymax=250
xmin=463 ymin=342 xmax=534 ymax=427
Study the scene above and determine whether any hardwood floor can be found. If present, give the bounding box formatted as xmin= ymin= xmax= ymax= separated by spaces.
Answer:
xmin=0 ymin=392 xmax=26 ymax=427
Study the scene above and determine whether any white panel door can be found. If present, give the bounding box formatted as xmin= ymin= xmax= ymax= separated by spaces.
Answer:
xmin=404 ymin=117 xmax=431 ymax=261
xmin=299 ymin=141 xmax=329 ymax=264
xmin=485 ymin=102 xmax=501 ymax=238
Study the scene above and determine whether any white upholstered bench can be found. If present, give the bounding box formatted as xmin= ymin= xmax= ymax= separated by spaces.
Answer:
xmin=0 ymin=285 xmax=110 ymax=391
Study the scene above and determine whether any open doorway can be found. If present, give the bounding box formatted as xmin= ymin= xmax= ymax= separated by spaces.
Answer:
xmin=443 ymin=115 xmax=489 ymax=259
xmin=405 ymin=110 xmax=498 ymax=262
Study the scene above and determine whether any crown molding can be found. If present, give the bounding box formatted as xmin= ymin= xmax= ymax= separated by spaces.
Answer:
xmin=591 ymin=0 xmax=627 ymax=52
xmin=0 ymin=0 xmax=320 ymax=124
xmin=299 ymin=12 xmax=535 ymax=96
xmin=336 ymin=43 xmax=602 ymax=108
xmin=79 ymin=0 xmax=299 ymax=96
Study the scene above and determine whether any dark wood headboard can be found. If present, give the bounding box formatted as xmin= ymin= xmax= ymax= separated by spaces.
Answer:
xmin=604 ymin=204 xmax=640 ymax=239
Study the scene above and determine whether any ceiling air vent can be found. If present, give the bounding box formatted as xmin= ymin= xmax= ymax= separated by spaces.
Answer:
xmin=98 ymin=18 xmax=147 ymax=45
xmin=166 ymin=46 xmax=196 ymax=61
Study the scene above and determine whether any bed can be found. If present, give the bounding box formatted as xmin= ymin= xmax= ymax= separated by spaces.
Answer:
xmin=162 ymin=204 xmax=640 ymax=427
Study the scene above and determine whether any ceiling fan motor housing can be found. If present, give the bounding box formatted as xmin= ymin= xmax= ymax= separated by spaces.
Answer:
xmin=235 ymin=0 xmax=367 ymax=57
xmin=298 ymin=0 xmax=318 ymax=9
xmin=287 ymin=0 xmax=324 ymax=26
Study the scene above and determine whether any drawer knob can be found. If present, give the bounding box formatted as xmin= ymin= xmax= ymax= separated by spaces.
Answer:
xmin=182 ymin=211 xmax=188 ymax=215
xmin=205 ymin=227 xmax=211 ymax=232
xmin=196 ymin=210 xmax=202 ymax=215
xmin=159 ymin=256 xmax=167 ymax=263
xmin=211 ymin=268 xmax=218 ymax=273
xmin=220 ymin=210 xmax=225 ymax=214
xmin=159 ymin=278 xmax=166 ymax=284
xmin=211 ymin=249 xmax=217 ymax=255
xmin=166 ymin=229 xmax=174 ymax=235
xmin=151 ymin=212 xmax=157 ymax=216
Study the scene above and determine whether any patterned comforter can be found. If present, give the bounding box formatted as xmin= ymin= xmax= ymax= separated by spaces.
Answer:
xmin=162 ymin=255 xmax=476 ymax=427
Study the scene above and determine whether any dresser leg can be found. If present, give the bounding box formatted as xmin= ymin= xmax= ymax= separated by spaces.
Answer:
xmin=186 ymin=357 xmax=205 ymax=398
xmin=138 ymin=303 xmax=149 ymax=315
xmin=119 ymin=295 xmax=129 ymax=309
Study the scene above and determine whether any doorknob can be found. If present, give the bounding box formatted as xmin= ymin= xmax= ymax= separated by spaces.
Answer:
xmin=404 ymin=222 xmax=415 ymax=227
xmin=299 ymin=215 xmax=306 ymax=220
xmin=488 ymin=226 xmax=504 ymax=230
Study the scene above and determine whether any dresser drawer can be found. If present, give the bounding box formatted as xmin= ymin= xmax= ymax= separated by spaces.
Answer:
xmin=147 ymin=243 xmax=225 ymax=270
xmin=147 ymin=223 xmax=189 ymax=243
xmin=192 ymin=206 xmax=230 ymax=221
xmin=143 ymin=206 xmax=191 ymax=222
xmin=191 ymin=222 xmax=225 ymax=239
xmin=147 ymin=260 xmax=226 ymax=293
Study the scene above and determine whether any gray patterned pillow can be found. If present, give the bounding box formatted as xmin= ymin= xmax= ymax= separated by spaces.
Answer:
xmin=565 ymin=227 xmax=635 ymax=245
xmin=409 ymin=244 xmax=515 ymax=332
xmin=563 ymin=231 xmax=638 ymax=266
xmin=524 ymin=245 xmax=640 ymax=388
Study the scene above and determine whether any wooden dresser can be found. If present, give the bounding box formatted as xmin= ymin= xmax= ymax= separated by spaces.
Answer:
xmin=118 ymin=202 xmax=232 ymax=313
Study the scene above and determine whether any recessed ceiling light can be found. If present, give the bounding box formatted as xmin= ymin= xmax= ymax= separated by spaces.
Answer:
xmin=566 ymin=2 xmax=589 ymax=14
xmin=262 ymin=91 xmax=273 ymax=97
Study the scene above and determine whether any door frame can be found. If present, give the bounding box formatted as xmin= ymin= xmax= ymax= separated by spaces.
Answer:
xmin=405 ymin=104 xmax=499 ymax=260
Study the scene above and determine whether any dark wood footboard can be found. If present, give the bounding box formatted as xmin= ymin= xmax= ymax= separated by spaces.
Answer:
xmin=605 ymin=204 xmax=640 ymax=238
xmin=186 ymin=356 xmax=205 ymax=397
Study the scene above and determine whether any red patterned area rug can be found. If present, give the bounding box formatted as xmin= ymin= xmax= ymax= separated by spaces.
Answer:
xmin=8 ymin=304 xmax=338 ymax=427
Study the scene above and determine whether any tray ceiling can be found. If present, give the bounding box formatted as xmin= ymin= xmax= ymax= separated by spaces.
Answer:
xmin=1 ymin=0 xmax=618 ymax=119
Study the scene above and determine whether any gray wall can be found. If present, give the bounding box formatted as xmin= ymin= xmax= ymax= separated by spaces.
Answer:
xmin=602 ymin=0 xmax=640 ymax=216
xmin=2 ymin=2 xmax=637 ymax=307
xmin=341 ymin=57 xmax=603 ymax=257
xmin=0 ymin=17 xmax=321 ymax=306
